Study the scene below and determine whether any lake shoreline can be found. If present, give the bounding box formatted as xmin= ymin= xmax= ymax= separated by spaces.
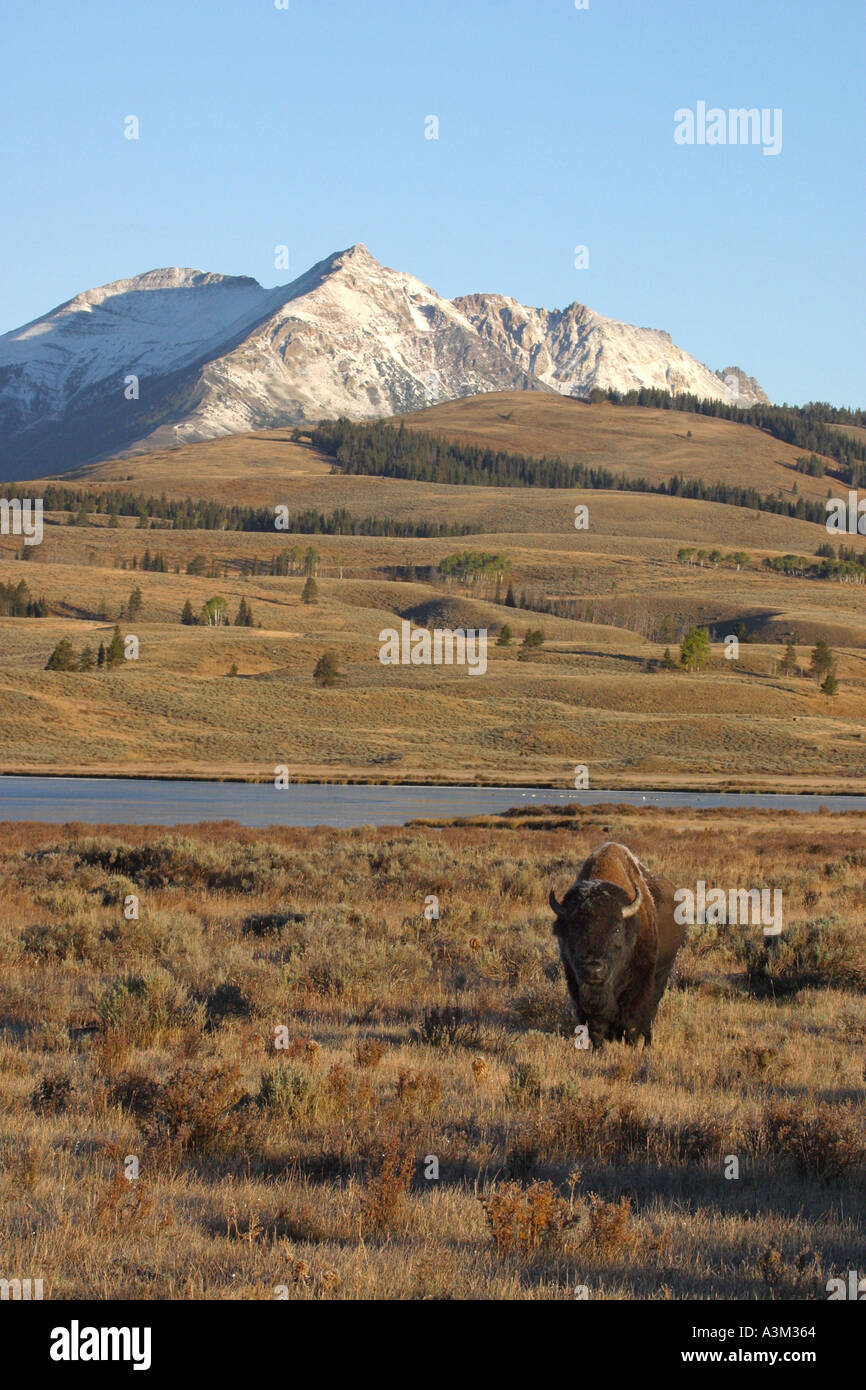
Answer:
xmin=2 ymin=768 xmax=866 ymax=797
xmin=3 ymin=775 xmax=866 ymax=830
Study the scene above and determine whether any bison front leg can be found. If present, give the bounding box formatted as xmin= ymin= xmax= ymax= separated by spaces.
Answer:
xmin=621 ymin=981 xmax=657 ymax=1047
xmin=561 ymin=959 xmax=584 ymax=1017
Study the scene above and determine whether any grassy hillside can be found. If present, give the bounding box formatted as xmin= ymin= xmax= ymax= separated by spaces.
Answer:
xmin=393 ymin=393 xmax=840 ymax=505
xmin=2 ymin=392 xmax=864 ymax=787
xmin=54 ymin=392 xmax=839 ymax=507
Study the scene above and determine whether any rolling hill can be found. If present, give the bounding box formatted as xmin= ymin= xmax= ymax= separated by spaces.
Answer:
xmin=1 ymin=391 xmax=864 ymax=788
xmin=0 ymin=246 xmax=766 ymax=479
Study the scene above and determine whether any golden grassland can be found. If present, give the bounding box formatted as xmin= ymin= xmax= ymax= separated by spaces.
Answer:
xmin=2 ymin=392 xmax=864 ymax=786
xmin=1 ymin=518 xmax=865 ymax=786
xmin=67 ymin=394 xmax=837 ymax=508
xmin=0 ymin=808 xmax=863 ymax=1299
xmin=393 ymin=393 xmax=838 ymax=505
xmin=57 ymin=431 xmax=332 ymax=506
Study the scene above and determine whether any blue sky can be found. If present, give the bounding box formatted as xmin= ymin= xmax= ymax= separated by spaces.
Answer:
xmin=1 ymin=0 xmax=863 ymax=405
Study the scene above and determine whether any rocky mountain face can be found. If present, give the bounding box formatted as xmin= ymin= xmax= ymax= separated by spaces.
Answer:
xmin=0 ymin=243 xmax=768 ymax=479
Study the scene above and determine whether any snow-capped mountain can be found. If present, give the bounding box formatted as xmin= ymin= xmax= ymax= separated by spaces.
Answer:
xmin=0 ymin=244 xmax=768 ymax=479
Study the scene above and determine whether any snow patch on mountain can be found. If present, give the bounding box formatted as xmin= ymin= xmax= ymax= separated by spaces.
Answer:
xmin=0 ymin=243 xmax=769 ymax=477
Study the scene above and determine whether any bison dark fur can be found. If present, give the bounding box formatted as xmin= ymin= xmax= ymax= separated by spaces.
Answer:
xmin=550 ymin=842 xmax=685 ymax=1048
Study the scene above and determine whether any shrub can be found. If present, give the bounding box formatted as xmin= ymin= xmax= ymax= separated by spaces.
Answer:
xmin=479 ymin=1180 xmax=578 ymax=1257
xmin=361 ymin=1132 xmax=414 ymax=1231
xmin=109 ymin=1071 xmax=162 ymax=1119
xmin=759 ymin=1100 xmax=862 ymax=1181
xmin=242 ymin=910 xmax=307 ymax=939
xmin=512 ymin=980 xmax=572 ymax=1032
xmin=141 ymin=1062 xmax=250 ymax=1156
xmin=410 ymin=1004 xmax=480 ymax=1049
xmin=96 ymin=971 xmax=196 ymax=1046
xmin=393 ymin=1069 xmax=442 ymax=1122
xmin=506 ymin=1061 xmax=542 ymax=1107
xmin=22 ymin=918 xmax=100 ymax=962
xmin=204 ymin=981 xmax=252 ymax=1028
xmin=282 ymin=1036 xmax=321 ymax=1066
xmin=737 ymin=916 xmax=864 ymax=993
xmin=759 ymin=1242 xmax=822 ymax=1300
xmin=74 ymin=835 xmax=303 ymax=895
xmin=586 ymin=1195 xmax=636 ymax=1257
xmin=31 ymin=1072 xmax=74 ymax=1114
xmin=257 ymin=1065 xmax=314 ymax=1121
xmin=355 ymin=1037 xmax=386 ymax=1069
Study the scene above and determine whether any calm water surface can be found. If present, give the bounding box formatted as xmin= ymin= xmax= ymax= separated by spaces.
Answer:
xmin=1 ymin=777 xmax=864 ymax=828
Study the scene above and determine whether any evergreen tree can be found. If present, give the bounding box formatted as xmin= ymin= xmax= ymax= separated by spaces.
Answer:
xmin=779 ymin=641 xmax=798 ymax=675
xmin=126 ymin=586 xmax=142 ymax=620
xmin=809 ymin=639 xmax=834 ymax=682
xmin=45 ymin=638 xmax=77 ymax=670
xmin=496 ymin=624 xmax=513 ymax=646
xmin=313 ymin=651 xmax=344 ymax=687
xmin=180 ymin=599 xmax=196 ymax=625
xmin=301 ymin=576 xmax=318 ymax=605
xmin=821 ymin=669 xmax=839 ymax=697
xmin=106 ymin=625 xmax=125 ymax=667
xmin=97 ymin=642 xmax=106 ymax=668
xmin=505 ymin=584 xmax=516 ymax=607
xmin=234 ymin=597 xmax=253 ymax=627
xmin=78 ymin=645 xmax=96 ymax=671
xmin=661 ymin=647 xmax=677 ymax=670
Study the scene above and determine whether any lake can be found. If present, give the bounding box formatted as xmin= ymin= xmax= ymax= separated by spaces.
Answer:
xmin=1 ymin=776 xmax=864 ymax=828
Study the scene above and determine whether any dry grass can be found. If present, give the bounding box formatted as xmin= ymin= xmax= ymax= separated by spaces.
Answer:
xmin=0 ymin=807 xmax=863 ymax=1299
xmin=394 ymin=393 xmax=836 ymax=504
xmin=3 ymin=393 xmax=866 ymax=786
xmin=2 ymin=514 xmax=866 ymax=785
xmin=66 ymin=393 xmax=836 ymax=506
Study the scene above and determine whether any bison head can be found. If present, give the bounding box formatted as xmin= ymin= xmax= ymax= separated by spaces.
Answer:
xmin=549 ymin=878 xmax=642 ymax=1016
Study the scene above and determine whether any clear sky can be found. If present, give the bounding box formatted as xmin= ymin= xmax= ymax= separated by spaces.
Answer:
xmin=1 ymin=0 xmax=863 ymax=406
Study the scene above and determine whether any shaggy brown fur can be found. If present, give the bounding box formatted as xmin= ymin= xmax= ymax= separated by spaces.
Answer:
xmin=550 ymin=842 xmax=685 ymax=1047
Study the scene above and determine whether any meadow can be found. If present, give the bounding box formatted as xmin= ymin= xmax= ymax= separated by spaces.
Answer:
xmin=0 ymin=805 xmax=863 ymax=1300
xmin=2 ymin=394 xmax=866 ymax=788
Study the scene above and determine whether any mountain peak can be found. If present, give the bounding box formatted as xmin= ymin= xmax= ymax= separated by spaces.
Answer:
xmin=61 ymin=267 xmax=265 ymax=311
xmin=716 ymin=365 xmax=770 ymax=405
xmin=0 ymin=246 xmax=770 ymax=478
xmin=323 ymin=242 xmax=382 ymax=276
xmin=339 ymin=241 xmax=377 ymax=262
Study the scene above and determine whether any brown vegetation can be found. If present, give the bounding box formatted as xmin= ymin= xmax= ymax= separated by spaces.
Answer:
xmin=0 ymin=806 xmax=863 ymax=1298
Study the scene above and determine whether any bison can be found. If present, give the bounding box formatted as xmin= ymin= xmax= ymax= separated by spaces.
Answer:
xmin=549 ymin=842 xmax=685 ymax=1048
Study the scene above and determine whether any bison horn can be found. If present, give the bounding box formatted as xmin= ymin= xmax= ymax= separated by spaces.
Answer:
xmin=549 ymin=889 xmax=563 ymax=915
xmin=621 ymin=886 xmax=642 ymax=919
